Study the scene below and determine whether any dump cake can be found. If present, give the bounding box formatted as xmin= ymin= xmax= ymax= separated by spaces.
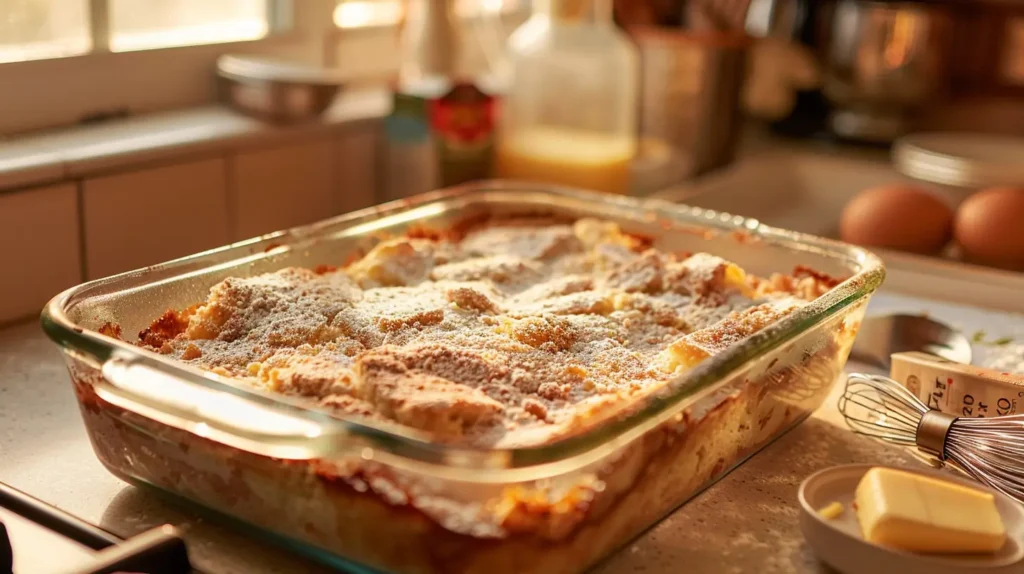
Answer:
xmin=59 ymin=208 xmax=869 ymax=574
xmin=136 ymin=218 xmax=838 ymax=448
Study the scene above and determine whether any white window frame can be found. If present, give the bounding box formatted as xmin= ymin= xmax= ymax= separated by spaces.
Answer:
xmin=0 ymin=0 xmax=337 ymax=136
xmin=0 ymin=0 xmax=528 ymax=136
xmin=327 ymin=0 xmax=529 ymax=84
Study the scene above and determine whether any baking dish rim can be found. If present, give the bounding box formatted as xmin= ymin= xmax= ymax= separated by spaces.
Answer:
xmin=41 ymin=181 xmax=885 ymax=480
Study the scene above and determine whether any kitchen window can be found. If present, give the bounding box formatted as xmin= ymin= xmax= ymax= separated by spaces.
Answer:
xmin=0 ymin=0 xmax=282 ymax=64
xmin=0 ymin=0 xmax=520 ymax=135
xmin=0 ymin=0 xmax=91 ymax=64
xmin=333 ymin=0 xmax=519 ymax=28
xmin=108 ymin=0 xmax=276 ymax=53
xmin=0 ymin=0 xmax=317 ymax=135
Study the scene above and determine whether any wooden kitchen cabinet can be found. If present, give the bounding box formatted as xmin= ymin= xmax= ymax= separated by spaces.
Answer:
xmin=83 ymin=158 xmax=229 ymax=280
xmin=230 ymin=138 xmax=336 ymax=241
xmin=334 ymin=125 xmax=380 ymax=214
xmin=0 ymin=183 xmax=82 ymax=324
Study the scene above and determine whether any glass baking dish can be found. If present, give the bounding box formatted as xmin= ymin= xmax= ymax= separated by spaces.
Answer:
xmin=42 ymin=182 xmax=883 ymax=574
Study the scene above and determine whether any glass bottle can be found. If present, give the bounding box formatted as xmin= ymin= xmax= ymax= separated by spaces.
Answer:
xmin=383 ymin=0 xmax=500 ymax=201
xmin=382 ymin=0 xmax=459 ymax=201
xmin=496 ymin=0 xmax=639 ymax=195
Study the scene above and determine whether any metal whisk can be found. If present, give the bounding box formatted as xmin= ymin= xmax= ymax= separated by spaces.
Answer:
xmin=839 ymin=373 xmax=1024 ymax=504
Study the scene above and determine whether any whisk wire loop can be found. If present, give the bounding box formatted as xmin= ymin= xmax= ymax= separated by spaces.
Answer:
xmin=840 ymin=373 xmax=1024 ymax=505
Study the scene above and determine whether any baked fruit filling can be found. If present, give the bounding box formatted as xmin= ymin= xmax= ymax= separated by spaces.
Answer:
xmin=137 ymin=218 xmax=839 ymax=448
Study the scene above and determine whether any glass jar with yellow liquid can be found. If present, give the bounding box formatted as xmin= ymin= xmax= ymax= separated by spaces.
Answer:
xmin=496 ymin=0 xmax=639 ymax=195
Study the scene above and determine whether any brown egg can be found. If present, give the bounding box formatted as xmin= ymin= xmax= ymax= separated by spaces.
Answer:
xmin=840 ymin=184 xmax=953 ymax=254
xmin=954 ymin=186 xmax=1024 ymax=270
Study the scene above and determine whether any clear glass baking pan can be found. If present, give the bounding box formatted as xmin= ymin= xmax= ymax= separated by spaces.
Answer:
xmin=42 ymin=182 xmax=884 ymax=574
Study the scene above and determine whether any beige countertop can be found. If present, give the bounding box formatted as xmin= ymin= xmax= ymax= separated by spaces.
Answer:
xmin=2 ymin=131 xmax=1010 ymax=571
xmin=0 ymin=89 xmax=389 ymax=192
xmin=0 ymin=316 xmax=926 ymax=574
xmin=2 ymin=96 xmax=1019 ymax=572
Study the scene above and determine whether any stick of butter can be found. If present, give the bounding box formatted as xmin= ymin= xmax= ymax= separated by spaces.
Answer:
xmin=855 ymin=467 xmax=1007 ymax=554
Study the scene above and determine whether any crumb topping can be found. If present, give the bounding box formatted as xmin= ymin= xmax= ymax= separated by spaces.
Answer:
xmin=139 ymin=218 xmax=836 ymax=447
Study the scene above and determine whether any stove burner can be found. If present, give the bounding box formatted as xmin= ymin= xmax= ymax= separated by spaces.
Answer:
xmin=1 ymin=522 xmax=12 ymax=574
xmin=0 ymin=483 xmax=193 ymax=574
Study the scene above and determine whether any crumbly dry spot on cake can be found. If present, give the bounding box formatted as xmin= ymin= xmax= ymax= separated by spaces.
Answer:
xmin=614 ymin=293 xmax=692 ymax=332
xmin=661 ymin=300 xmax=800 ymax=371
xmin=516 ymin=275 xmax=593 ymax=300
xmin=750 ymin=266 xmax=841 ymax=301
xmin=522 ymin=398 xmax=550 ymax=422
xmin=319 ymin=393 xmax=378 ymax=415
xmin=377 ymin=309 xmax=445 ymax=333
xmin=687 ymin=301 xmax=798 ymax=354
xmin=446 ymin=286 xmax=500 ymax=313
xmin=663 ymin=253 xmax=751 ymax=302
xmin=592 ymin=242 xmax=642 ymax=271
xmin=344 ymin=238 xmax=440 ymax=288
xmin=184 ymin=268 xmax=361 ymax=343
xmin=334 ymin=286 xmax=449 ymax=345
xmin=318 ymin=393 xmax=394 ymax=427
xmin=256 ymin=350 xmax=356 ymax=397
xmin=460 ymin=224 xmax=583 ymax=261
xmin=497 ymin=315 xmax=579 ymax=351
xmin=142 ymin=217 xmax=836 ymax=448
xmin=430 ymin=255 xmax=543 ymax=287
xmin=361 ymin=344 xmax=511 ymax=389
xmin=604 ymin=250 xmax=665 ymax=293
xmin=511 ymin=291 xmax=614 ymax=317
xmin=355 ymin=347 xmax=507 ymax=437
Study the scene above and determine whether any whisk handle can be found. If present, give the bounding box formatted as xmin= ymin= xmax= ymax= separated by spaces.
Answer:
xmin=915 ymin=410 xmax=958 ymax=460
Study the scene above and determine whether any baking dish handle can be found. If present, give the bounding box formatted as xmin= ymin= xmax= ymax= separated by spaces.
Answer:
xmin=97 ymin=354 xmax=334 ymax=460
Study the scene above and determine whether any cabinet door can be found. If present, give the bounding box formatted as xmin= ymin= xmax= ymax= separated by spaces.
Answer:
xmin=83 ymin=158 xmax=229 ymax=279
xmin=334 ymin=125 xmax=380 ymax=214
xmin=0 ymin=183 xmax=81 ymax=324
xmin=231 ymin=138 xmax=335 ymax=240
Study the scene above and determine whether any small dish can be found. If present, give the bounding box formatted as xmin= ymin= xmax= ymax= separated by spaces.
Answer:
xmin=799 ymin=464 xmax=1024 ymax=574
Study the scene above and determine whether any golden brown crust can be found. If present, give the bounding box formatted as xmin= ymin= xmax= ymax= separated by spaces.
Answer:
xmin=136 ymin=217 xmax=840 ymax=449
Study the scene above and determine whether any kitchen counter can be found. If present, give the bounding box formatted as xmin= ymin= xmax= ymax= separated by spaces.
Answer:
xmin=3 ymin=129 xmax=1001 ymax=572
xmin=0 ymin=317 xmax=924 ymax=574
xmin=0 ymin=89 xmax=389 ymax=193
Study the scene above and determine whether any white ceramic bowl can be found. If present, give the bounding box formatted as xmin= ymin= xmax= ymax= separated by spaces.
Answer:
xmin=799 ymin=464 xmax=1024 ymax=574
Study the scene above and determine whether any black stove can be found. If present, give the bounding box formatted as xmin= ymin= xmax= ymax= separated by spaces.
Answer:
xmin=0 ymin=482 xmax=193 ymax=574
